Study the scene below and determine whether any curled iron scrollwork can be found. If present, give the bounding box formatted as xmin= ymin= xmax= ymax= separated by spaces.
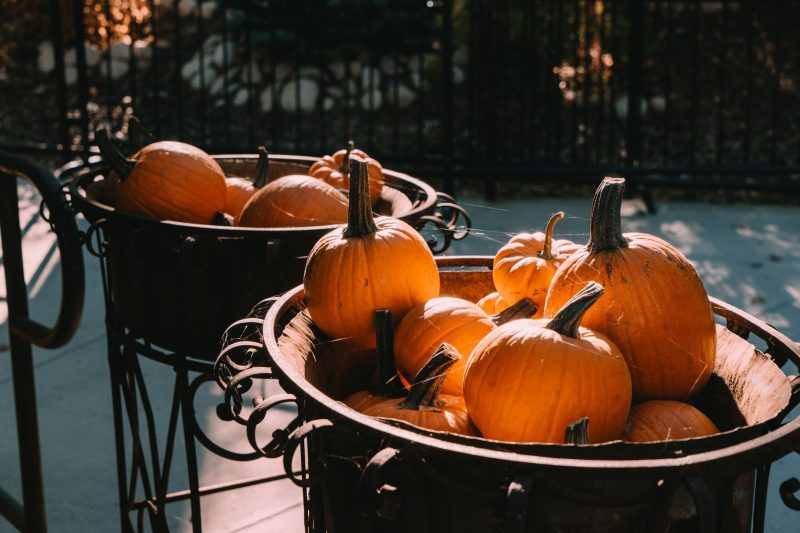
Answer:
xmin=417 ymin=192 xmax=472 ymax=254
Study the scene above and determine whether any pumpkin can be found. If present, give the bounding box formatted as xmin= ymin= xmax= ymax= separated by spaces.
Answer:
xmin=477 ymin=291 xmax=509 ymax=315
xmin=393 ymin=297 xmax=536 ymax=396
xmin=361 ymin=344 xmax=478 ymax=436
xmin=622 ymin=400 xmax=719 ymax=442
xmin=238 ymin=174 xmax=348 ymax=228
xmin=309 ymin=140 xmax=384 ymax=206
xmin=95 ymin=128 xmax=227 ymax=224
xmin=544 ymin=177 xmax=716 ymax=401
xmin=224 ymin=146 xmax=270 ymax=223
xmin=304 ymin=156 xmax=439 ymax=349
xmin=463 ymin=282 xmax=632 ymax=444
xmin=493 ymin=212 xmax=581 ymax=316
xmin=344 ymin=310 xmax=407 ymax=412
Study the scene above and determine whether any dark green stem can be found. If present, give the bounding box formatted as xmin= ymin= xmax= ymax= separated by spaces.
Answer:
xmin=95 ymin=127 xmax=136 ymax=179
xmin=587 ymin=177 xmax=629 ymax=252
xmin=490 ymin=297 xmax=537 ymax=325
xmin=564 ymin=417 xmax=590 ymax=445
xmin=540 ymin=211 xmax=565 ymax=260
xmin=252 ymin=146 xmax=270 ymax=188
xmin=545 ymin=282 xmax=604 ymax=339
xmin=399 ymin=344 xmax=459 ymax=410
xmin=371 ymin=310 xmax=406 ymax=398
xmin=343 ymin=156 xmax=378 ymax=237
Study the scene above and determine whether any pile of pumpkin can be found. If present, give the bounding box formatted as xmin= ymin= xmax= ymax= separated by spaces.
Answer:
xmin=296 ymin=158 xmax=720 ymax=445
xmin=91 ymin=125 xmax=385 ymax=228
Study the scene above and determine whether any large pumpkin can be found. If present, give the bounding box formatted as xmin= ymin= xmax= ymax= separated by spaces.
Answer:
xmin=308 ymin=140 xmax=384 ymax=206
xmin=464 ymin=282 xmax=632 ymax=444
xmin=622 ymin=400 xmax=719 ymax=442
xmin=493 ymin=211 xmax=581 ymax=316
xmin=393 ymin=297 xmax=535 ymax=396
xmin=360 ymin=344 xmax=478 ymax=436
xmin=95 ymin=128 xmax=227 ymax=224
xmin=544 ymin=177 xmax=716 ymax=401
xmin=304 ymin=156 xmax=439 ymax=349
xmin=224 ymin=146 xmax=270 ymax=223
xmin=238 ymin=174 xmax=348 ymax=228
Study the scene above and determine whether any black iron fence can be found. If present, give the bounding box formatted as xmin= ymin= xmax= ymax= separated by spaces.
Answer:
xmin=3 ymin=0 xmax=800 ymax=193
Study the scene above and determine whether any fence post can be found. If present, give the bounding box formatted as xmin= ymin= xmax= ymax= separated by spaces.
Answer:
xmin=441 ymin=0 xmax=455 ymax=196
xmin=625 ymin=0 xmax=656 ymax=213
xmin=71 ymin=0 xmax=91 ymax=159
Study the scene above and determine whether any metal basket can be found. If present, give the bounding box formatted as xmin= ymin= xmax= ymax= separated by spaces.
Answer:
xmin=68 ymin=154 xmax=470 ymax=359
xmin=216 ymin=256 xmax=800 ymax=533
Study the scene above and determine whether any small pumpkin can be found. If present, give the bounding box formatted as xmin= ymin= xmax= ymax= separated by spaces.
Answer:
xmin=304 ymin=156 xmax=439 ymax=349
xmin=393 ymin=297 xmax=536 ymax=396
xmin=493 ymin=212 xmax=581 ymax=315
xmin=477 ymin=291 xmax=509 ymax=315
xmin=344 ymin=310 xmax=407 ymax=412
xmin=360 ymin=344 xmax=478 ymax=436
xmin=622 ymin=400 xmax=719 ymax=442
xmin=464 ymin=282 xmax=632 ymax=444
xmin=95 ymin=128 xmax=227 ymax=224
xmin=224 ymin=146 xmax=270 ymax=223
xmin=238 ymin=174 xmax=348 ymax=228
xmin=544 ymin=177 xmax=716 ymax=401
xmin=309 ymin=140 xmax=384 ymax=206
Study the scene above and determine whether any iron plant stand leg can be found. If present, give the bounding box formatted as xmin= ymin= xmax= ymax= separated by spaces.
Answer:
xmin=178 ymin=359 xmax=203 ymax=533
xmin=107 ymin=334 xmax=134 ymax=533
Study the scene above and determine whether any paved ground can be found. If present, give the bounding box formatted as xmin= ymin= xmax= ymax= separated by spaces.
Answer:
xmin=2 ymin=183 xmax=800 ymax=531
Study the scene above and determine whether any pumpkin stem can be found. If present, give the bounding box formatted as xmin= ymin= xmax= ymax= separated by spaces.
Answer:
xmin=371 ymin=310 xmax=406 ymax=398
xmin=127 ymin=116 xmax=145 ymax=152
xmin=540 ymin=211 xmax=565 ymax=260
xmin=545 ymin=282 xmax=604 ymax=339
xmin=490 ymin=297 xmax=537 ymax=326
xmin=564 ymin=417 xmax=590 ymax=445
xmin=96 ymin=127 xmax=136 ymax=179
xmin=213 ymin=211 xmax=233 ymax=226
xmin=340 ymin=139 xmax=355 ymax=175
xmin=252 ymin=146 xmax=270 ymax=188
xmin=399 ymin=344 xmax=459 ymax=411
xmin=588 ymin=177 xmax=629 ymax=252
xmin=343 ymin=156 xmax=378 ymax=237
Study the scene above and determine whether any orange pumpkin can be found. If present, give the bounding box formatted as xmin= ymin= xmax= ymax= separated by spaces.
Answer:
xmin=238 ymin=174 xmax=348 ymax=228
xmin=544 ymin=177 xmax=716 ymax=401
xmin=95 ymin=128 xmax=227 ymax=224
xmin=622 ymin=400 xmax=719 ymax=442
xmin=464 ymin=282 xmax=632 ymax=444
xmin=224 ymin=147 xmax=270 ymax=223
xmin=344 ymin=310 xmax=406 ymax=412
xmin=309 ymin=140 xmax=384 ymax=206
xmin=477 ymin=291 xmax=509 ymax=315
xmin=393 ymin=297 xmax=536 ymax=396
xmin=304 ymin=156 xmax=439 ymax=349
xmin=493 ymin=212 xmax=581 ymax=316
xmin=361 ymin=344 xmax=478 ymax=436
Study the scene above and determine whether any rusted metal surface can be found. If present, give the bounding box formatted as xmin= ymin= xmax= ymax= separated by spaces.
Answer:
xmin=214 ymin=255 xmax=800 ymax=532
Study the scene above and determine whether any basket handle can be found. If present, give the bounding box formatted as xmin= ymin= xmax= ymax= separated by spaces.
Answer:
xmin=0 ymin=151 xmax=84 ymax=349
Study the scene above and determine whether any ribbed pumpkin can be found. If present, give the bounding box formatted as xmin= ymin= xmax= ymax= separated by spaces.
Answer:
xmin=622 ymin=400 xmax=719 ymax=442
xmin=477 ymin=292 xmax=509 ymax=315
xmin=464 ymin=282 xmax=632 ymax=444
xmin=493 ymin=212 xmax=581 ymax=316
xmin=238 ymin=174 xmax=348 ymax=228
xmin=544 ymin=177 xmax=716 ymax=401
xmin=224 ymin=147 xmax=270 ymax=223
xmin=344 ymin=310 xmax=406 ymax=412
xmin=309 ymin=140 xmax=384 ymax=206
xmin=304 ymin=156 xmax=439 ymax=349
xmin=361 ymin=344 xmax=478 ymax=436
xmin=95 ymin=128 xmax=227 ymax=224
xmin=394 ymin=297 xmax=536 ymax=396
